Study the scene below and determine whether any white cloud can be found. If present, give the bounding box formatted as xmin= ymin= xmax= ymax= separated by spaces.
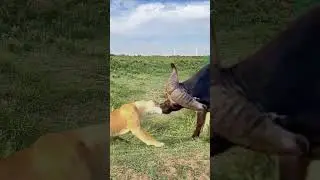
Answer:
xmin=110 ymin=0 xmax=210 ymax=56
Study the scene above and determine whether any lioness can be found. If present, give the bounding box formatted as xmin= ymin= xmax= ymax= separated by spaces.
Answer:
xmin=0 ymin=122 xmax=109 ymax=180
xmin=110 ymin=100 xmax=164 ymax=147
xmin=0 ymin=100 xmax=163 ymax=180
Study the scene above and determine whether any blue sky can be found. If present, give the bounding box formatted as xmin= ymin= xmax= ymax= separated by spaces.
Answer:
xmin=110 ymin=0 xmax=210 ymax=56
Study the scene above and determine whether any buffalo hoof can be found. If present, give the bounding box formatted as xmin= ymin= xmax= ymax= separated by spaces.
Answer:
xmin=192 ymin=135 xmax=200 ymax=141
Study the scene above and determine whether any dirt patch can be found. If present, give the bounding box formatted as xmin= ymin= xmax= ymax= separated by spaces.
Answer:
xmin=111 ymin=166 xmax=150 ymax=180
xmin=160 ymin=152 xmax=210 ymax=179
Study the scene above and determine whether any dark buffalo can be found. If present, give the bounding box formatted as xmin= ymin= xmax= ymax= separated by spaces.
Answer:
xmin=211 ymin=5 xmax=320 ymax=180
xmin=160 ymin=63 xmax=210 ymax=138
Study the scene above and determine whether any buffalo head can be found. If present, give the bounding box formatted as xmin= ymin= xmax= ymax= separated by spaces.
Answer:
xmin=210 ymin=5 xmax=311 ymax=156
xmin=159 ymin=63 xmax=207 ymax=114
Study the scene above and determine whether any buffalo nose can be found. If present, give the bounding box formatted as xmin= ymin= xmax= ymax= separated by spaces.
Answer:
xmin=202 ymin=104 xmax=208 ymax=110
xmin=161 ymin=109 xmax=169 ymax=114
xmin=197 ymin=104 xmax=207 ymax=111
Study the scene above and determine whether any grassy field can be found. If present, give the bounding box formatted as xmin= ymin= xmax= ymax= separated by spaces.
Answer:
xmin=0 ymin=0 xmax=107 ymax=160
xmin=0 ymin=45 xmax=107 ymax=155
xmin=110 ymin=55 xmax=210 ymax=179
xmin=213 ymin=1 xmax=319 ymax=180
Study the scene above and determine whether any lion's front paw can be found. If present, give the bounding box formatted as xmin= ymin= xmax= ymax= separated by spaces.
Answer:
xmin=154 ymin=142 xmax=165 ymax=147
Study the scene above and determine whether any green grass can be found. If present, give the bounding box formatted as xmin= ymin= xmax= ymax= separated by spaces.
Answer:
xmin=0 ymin=48 xmax=107 ymax=157
xmin=110 ymin=56 xmax=210 ymax=179
xmin=213 ymin=1 xmax=319 ymax=180
xmin=0 ymin=0 xmax=107 ymax=158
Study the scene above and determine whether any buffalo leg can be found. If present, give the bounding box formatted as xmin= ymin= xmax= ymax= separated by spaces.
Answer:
xmin=192 ymin=110 xmax=207 ymax=138
xmin=277 ymin=156 xmax=310 ymax=180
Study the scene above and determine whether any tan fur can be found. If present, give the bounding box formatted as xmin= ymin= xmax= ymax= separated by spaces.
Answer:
xmin=110 ymin=100 xmax=164 ymax=147
xmin=0 ymin=122 xmax=109 ymax=180
xmin=0 ymin=100 xmax=163 ymax=180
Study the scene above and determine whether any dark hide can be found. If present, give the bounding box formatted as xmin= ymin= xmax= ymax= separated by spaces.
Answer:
xmin=160 ymin=64 xmax=210 ymax=137
xmin=182 ymin=64 xmax=211 ymax=106
xmin=211 ymin=5 xmax=320 ymax=180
